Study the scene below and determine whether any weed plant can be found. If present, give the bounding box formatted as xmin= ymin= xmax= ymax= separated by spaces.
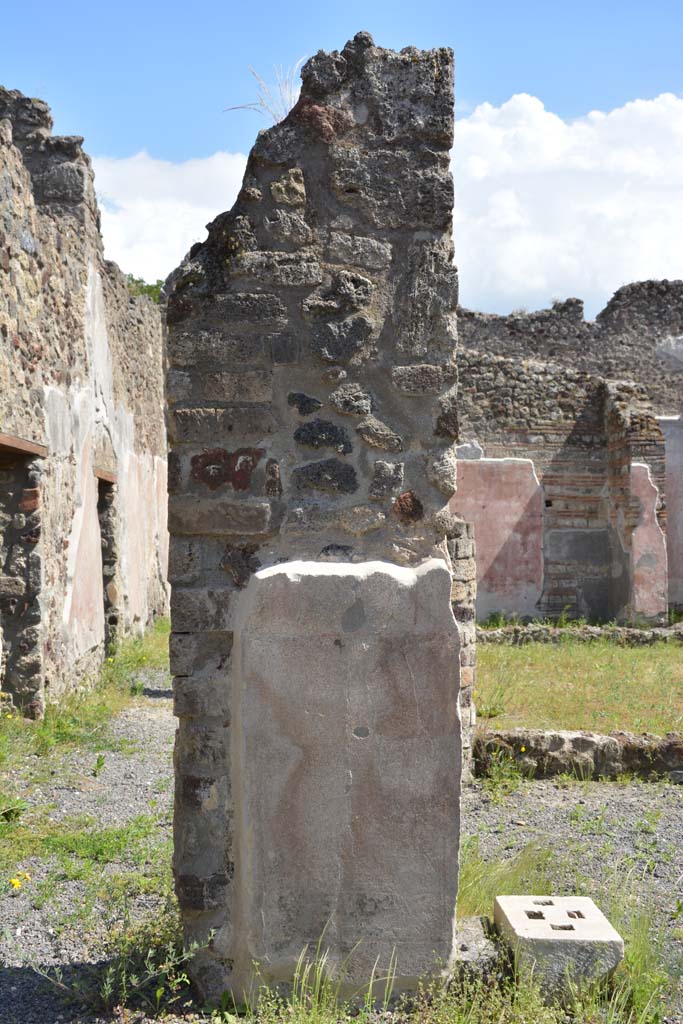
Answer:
xmin=476 ymin=638 xmax=683 ymax=733
xmin=0 ymin=617 xmax=170 ymax=774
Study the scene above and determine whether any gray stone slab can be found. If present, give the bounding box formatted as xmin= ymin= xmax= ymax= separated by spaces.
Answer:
xmin=221 ymin=558 xmax=461 ymax=1001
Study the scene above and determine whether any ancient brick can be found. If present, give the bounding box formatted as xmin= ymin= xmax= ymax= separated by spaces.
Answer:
xmin=311 ymin=315 xmax=374 ymax=364
xmin=392 ymin=363 xmax=456 ymax=393
xmin=270 ymin=168 xmax=306 ymax=206
xmin=329 ymin=382 xmax=372 ymax=416
xmin=169 ymin=496 xmax=273 ymax=537
xmin=204 ymin=369 xmax=272 ymax=404
xmin=170 ymin=407 xmax=277 ymax=444
xmin=169 ymin=631 xmax=234 ymax=678
xmin=18 ymin=488 xmax=40 ymax=513
xmin=170 ymin=589 xmax=235 ymax=633
xmin=219 ymin=543 xmax=261 ymax=587
xmin=176 ymin=872 xmax=231 ymax=911
xmin=392 ymin=490 xmax=425 ymax=524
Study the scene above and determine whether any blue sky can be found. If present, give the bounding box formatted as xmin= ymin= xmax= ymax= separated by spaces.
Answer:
xmin=5 ymin=0 xmax=683 ymax=313
xmin=4 ymin=0 xmax=682 ymax=161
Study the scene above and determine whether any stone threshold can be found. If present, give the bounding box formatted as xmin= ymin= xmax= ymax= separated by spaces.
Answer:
xmin=473 ymin=727 xmax=683 ymax=782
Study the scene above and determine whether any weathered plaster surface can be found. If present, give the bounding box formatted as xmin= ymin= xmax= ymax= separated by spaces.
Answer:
xmin=0 ymin=89 xmax=168 ymax=709
xmin=660 ymin=417 xmax=683 ymax=608
xmin=628 ymin=463 xmax=668 ymax=621
xmin=449 ymin=458 xmax=543 ymax=619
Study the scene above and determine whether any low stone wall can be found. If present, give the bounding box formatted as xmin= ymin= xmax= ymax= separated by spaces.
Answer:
xmin=477 ymin=622 xmax=683 ymax=646
xmin=474 ymin=728 xmax=683 ymax=781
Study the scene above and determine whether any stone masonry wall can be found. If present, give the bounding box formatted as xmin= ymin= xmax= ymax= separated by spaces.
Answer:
xmin=452 ymin=348 xmax=667 ymax=623
xmin=167 ymin=33 xmax=465 ymax=1001
xmin=0 ymin=88 xmax=168 ymax=711
xmin=458 ymin=286 xmax=681 ymax=613
xmin=458 ymin=282 xmax=683 ymax=417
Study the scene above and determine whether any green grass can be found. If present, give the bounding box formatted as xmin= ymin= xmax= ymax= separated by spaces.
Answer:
xmin=476 ymin=638 xmax=683 ymax=734
xmin=0 ymin=810 xmax=162 ymax=875
xmin=458 ymin=837 xmax=555 ymax=917
xmin=0 ymin=617 xmax=170 ymax=773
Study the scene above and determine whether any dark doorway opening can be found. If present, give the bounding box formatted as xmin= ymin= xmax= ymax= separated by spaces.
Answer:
xmin=0 ymin=440 xmax=44 ymax=714
xmin=97 ymin=476 xmax=119 ymax=650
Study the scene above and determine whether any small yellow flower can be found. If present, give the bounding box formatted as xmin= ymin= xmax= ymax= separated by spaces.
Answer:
xmin=520 ymin=746 xmax=526 ymax=753
xmin=20 ymin=871 xmax=30 ymax=881
xmin=9 ymin=878 xmax=22 ymax=889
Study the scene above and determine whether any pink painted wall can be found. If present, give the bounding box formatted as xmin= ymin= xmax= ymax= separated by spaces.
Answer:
xmin=629 ymin=463 xmax=668 ymax=621
xmin=118 ymin=452 xmax=169 ymax=631
xmin=660 ymin=418 xmax=683 ymax=608
xmin=449 ymin=458 xmax=544 ymax=619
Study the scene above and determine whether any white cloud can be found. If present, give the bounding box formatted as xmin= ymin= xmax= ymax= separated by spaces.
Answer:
xmin=94 ymin=91 xmax=683 ymax=315
xmin=93 ymin=151 xmax=247 ymax=284
xmin=453 ymin=92 xmax=683 ymax=315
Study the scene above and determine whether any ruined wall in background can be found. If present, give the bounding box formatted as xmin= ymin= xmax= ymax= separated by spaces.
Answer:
xmin=458 ymin=284 xmax=682 ymax=612
xmin=458 ymin=282 xmax=683 ymax=416
xmin=167 ymin=33 xmax=464 ymax=1002
xmin=452 ymin=349 xmax=667 ymax=623
xmin=0 ymin=88 xmax=168 ymax=712
xmin=661 ymin=417 xmax=683 ymax=608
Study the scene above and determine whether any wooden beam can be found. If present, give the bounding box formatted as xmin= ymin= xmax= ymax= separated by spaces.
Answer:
xmin=0 ymin=432 xmax=48 ymax=457
xmin=94 ymin=466 xmax=117 ymax=484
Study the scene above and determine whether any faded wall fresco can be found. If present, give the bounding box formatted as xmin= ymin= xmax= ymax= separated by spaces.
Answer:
xmin=455 ymin=349 xmax=668 ymax=624
xmin=450 ymin=457 xmax=543 ymax=620
xmin=0 ymin=88 xmax=168 ymax=712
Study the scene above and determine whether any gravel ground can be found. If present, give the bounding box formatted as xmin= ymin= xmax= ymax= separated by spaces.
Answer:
xmin=2 ymin=680 xmax=682 ymax=1022
xmin=462 ymin=776 xmax=683 ymax=1018
xmin=0 ymin=675 xmax=182 ymax=1024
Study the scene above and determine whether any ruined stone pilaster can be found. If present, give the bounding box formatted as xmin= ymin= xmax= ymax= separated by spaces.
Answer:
xmin=167 ymin=33 xmax=464 ymax=1002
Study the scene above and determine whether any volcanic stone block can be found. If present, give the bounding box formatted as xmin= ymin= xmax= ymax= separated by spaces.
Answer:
xmin=329 ymin=382 xmax=373 ymax=416
xmin=293 ymin=418 xmax=353 ymax=454
xmin=291 ymin=458 xmax=358 ymax=494
xmin=493 ymin=896 xmax=624 ymax=998
xmin=220 ymin=559 xmax=461 ymax=1001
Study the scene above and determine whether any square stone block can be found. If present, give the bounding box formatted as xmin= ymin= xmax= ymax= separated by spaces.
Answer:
xmin=493 ymin=895 xmax=624 ymax=997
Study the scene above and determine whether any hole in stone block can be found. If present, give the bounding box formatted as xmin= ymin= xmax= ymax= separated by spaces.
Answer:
xmin=525 ymin=910 xmax=545 ymax=919
xmin=567 ymin=910 xmax=585 ymax=919
xmin=551 ymin=924 xmax=575 ymax=931
xmin=533 ymin=899 xmax=554 ymax=905
xmin=545 ymin=499 xmax=553 ymax=507
xmin=353 ymin=726 xmax=370 ymax=738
